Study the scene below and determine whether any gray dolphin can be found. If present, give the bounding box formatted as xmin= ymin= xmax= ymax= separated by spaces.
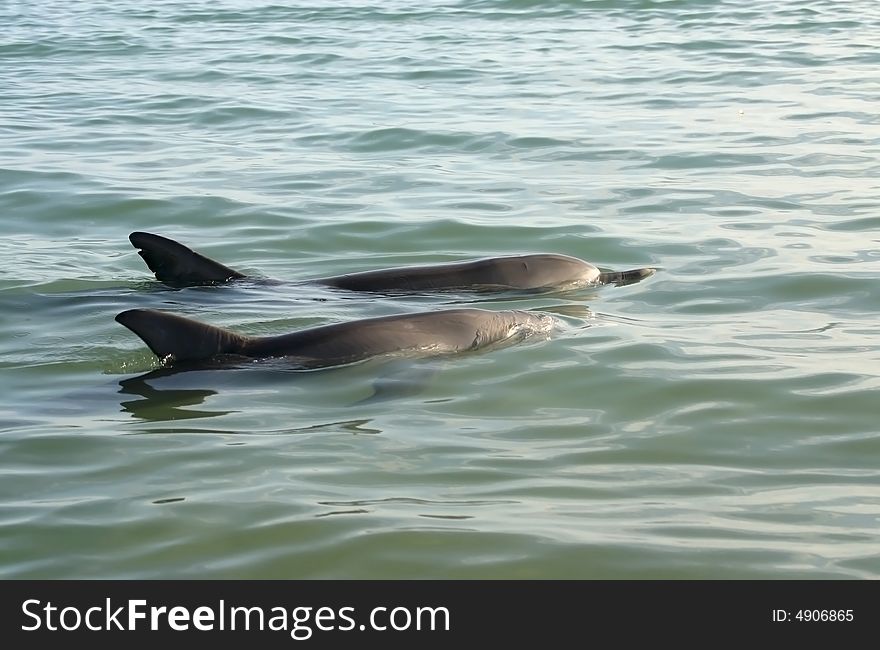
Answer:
xmin=128 ymin=232 xmax=655 ymax=292
xmin=116 ymin=307 xmax=555 ymax=369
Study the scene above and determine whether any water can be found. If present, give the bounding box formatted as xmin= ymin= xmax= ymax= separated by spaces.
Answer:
xmin=1 ymin=0 xmax=878 ymax=579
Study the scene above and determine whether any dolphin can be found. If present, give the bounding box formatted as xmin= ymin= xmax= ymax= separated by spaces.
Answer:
xmin=128 ymin=232 xmax=655 ymax=292
xmin=115 ymin=307 xmax=555 ymax=369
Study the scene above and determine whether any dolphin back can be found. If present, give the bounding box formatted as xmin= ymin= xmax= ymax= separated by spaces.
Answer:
xmin=129 ymin=232 xmax=246 ymax=287
xmin=319 ymin=254 xmax=600 ymax=292
xmin=115 ymin=309 xmax=246 ymax=363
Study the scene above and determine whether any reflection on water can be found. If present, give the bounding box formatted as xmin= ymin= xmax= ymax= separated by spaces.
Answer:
xmin=116 ymin=358 xmax=447 ymax=420
xmin=118 ymin=366 xmax=387 ymax=435
xmin=356 ymin=360 xmax=441 ymax=404
xmin=118 ymin=369 xmax=230 ymax=422
xmin=116 ymin=360 xmax=438 ymax=422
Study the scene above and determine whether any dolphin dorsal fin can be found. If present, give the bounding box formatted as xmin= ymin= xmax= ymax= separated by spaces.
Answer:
xmin=129 ymin=232 xmax=245 ymax=287
xmin=115 ymin=309 xmax=246 ymax=363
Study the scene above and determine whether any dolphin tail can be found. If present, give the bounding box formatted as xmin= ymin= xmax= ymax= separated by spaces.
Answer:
xmin=129 ymin=232 xmax=246 ymax=287
xmin=116 ymin=309 xmax=247 ymax=363
xmin=598 ymin=267 xmax=656 ymax=287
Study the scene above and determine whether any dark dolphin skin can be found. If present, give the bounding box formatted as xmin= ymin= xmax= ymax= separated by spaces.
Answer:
xmin=128 ymin=232 xmax=655 ymax=291
xmin=116 ymin=308 xmax=555 ymax=369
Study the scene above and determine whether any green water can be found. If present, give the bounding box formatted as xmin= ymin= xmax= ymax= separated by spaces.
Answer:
xmin=1 ymin=0 xmax=878 ymax=578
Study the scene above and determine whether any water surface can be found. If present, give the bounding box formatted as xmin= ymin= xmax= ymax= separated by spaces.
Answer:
xmin=1 ymin=0 xmax=878 ymax=578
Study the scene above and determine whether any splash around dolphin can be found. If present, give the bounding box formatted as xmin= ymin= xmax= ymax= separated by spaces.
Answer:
xmin=116 ymin=307 xmax=556 ymax=369
xmin=128 ymin=232 xmax=655 ymax=292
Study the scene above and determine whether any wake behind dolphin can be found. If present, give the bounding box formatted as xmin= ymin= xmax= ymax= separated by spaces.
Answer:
xmin=116 ymin=307 xmax=556 ymax=369
xmin=128 ymin=232 xmax=655 ymax=292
